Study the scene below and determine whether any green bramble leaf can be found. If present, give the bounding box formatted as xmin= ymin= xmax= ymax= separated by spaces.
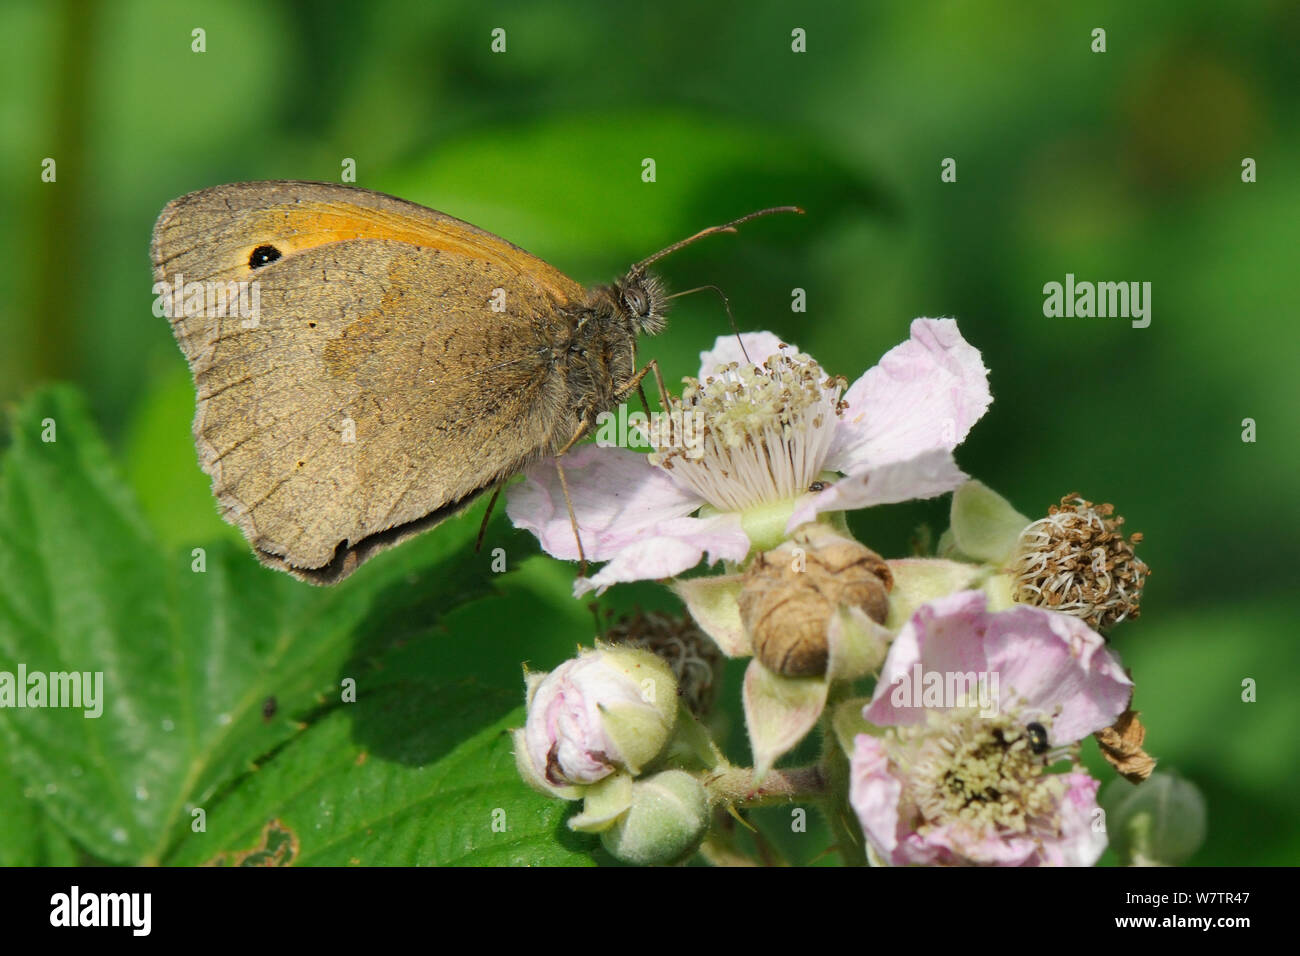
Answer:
xmin=0 ymin=386 xmax=557 ymax=864
xmin=167 ymin=685 xmax=594 ymax=866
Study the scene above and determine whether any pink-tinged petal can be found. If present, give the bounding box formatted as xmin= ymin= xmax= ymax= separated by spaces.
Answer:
xmin=853 ymin=737 xmax=1030 ymax=866
xmin=787 ymin=448 xmax=966 ymax=529
xmin=827 ymin=318 xmax=991 ymax=475
xmin=849 ymin=734 xmax=906 ymax=862
xmin=574 ymin=513 xmax=750 ymax=597
xmin=1032 ymin=773 xmax=1106 ymax=866
xmin=864 ymin=590 xmax=992 ymax=727
xmin=984 ymin=606 xmax=1132 ymax=742
xmin=506 ymin=445 xmax=703 ymax=561
xmin=698 ymin=331 xmax=793 ymax=378
xmin=900 ymin=822 xmax=1039 ymax=867
xmin=864 ymin=590 xmax=1130 ymax=742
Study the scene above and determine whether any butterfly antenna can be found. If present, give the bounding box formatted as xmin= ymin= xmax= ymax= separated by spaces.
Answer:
xmin=631 ymin=206 xmax=804 ymax=274
xmin=666 ymin=284 xmax=750 ymax=364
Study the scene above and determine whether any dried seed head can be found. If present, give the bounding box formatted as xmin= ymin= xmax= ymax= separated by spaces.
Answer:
xmin=605 ymin=609 xmax=724 ymax=716
xmin=1009 ymin=493 xmax=1149 ymax=632
xmin=738 ymin=527 xmax=892 ymax=677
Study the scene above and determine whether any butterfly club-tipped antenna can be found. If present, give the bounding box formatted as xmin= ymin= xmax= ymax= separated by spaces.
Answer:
xmin=641 ymin=207 xmax=804 ymax=365
xmin=629 ymin=205 xmax=805 ymax=275
xmin=666 ymin=283 xmax=750 ymax=363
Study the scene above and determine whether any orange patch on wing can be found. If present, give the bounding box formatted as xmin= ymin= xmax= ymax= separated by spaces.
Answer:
xmin=247 ymin=202 xmax=585 ymax=303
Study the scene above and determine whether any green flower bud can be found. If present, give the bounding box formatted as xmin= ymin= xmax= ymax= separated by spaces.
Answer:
xmin=1102 ymin=771 xmax=1207 ymax=866
xmin=599 ymin=770 xmax=710 ymax=866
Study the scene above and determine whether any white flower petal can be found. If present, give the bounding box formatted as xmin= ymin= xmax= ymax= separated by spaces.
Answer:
xmin=787 ymin=448 xmax=966 ymax=529
xmin=506 ymin=445 xmax=703 ymax=562
xmin=698 ymin=331 xmax=793 ymax=379
xmin=827 ymin=318 xmax=991 ymax=475
xmin=574 ymin=513 xmax=750 ymax=596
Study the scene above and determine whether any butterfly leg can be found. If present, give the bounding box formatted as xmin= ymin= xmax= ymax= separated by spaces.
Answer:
xmin=614 ymin=358 xmax=671 ymax=411
xmin=617 ymin=359 xmax=683 ymax=454
xmin=548 ymin=361 xmax=671 ymax=579
xmin=474 ymin=484 xmax=504 ymax=553
xmin=553 ymin=457 xmax=588 ymax=578
xmin=552 ymin=412 xmax=603 ymax=577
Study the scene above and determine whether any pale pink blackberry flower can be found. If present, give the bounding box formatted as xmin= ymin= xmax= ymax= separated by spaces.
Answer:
xmin=851 ymin=590 xmax=1131 ymax=866
xmin=508 ymin=319 xmax=992 ymax=595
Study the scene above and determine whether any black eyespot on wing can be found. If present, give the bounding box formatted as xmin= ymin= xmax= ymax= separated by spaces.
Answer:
xmin=249 ymin=244 xmax=282 ymax=269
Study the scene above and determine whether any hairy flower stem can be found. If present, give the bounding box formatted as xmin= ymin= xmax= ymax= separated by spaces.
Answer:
xmin=703 ymin=765 xmax=825 ymax=808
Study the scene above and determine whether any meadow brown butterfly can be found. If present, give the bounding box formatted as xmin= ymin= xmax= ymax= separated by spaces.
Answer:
xmin=151 ymin=181 xmax=798 ymax=584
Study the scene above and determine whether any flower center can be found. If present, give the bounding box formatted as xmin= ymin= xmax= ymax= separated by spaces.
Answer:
xmin=646 ymin=346 xmax=845 ymax=512
xmin=899 ymin=709 xmax=1064 ymax=839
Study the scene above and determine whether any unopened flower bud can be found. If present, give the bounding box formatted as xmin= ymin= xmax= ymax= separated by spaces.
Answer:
xmin=738 ymin=524 xmax=892 ymax=676
xmin=516 ymin=646 xmax=677 ymax=795
xmin=599 ymin=770 xmax=709 ymax=866
xmin=1102 ymin=771 xmax=1206 ymax=866
xmin=605 ymin=609 xmax=723 ymax=716
xmin=1009 ymin=493 xmax=1149 ymax=632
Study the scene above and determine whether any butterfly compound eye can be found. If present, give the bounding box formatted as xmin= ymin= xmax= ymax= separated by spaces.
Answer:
xmin=622 ymin=286 xmax=648 ymax=316
xmin=249 ymin=244 xmax=282 ymax=269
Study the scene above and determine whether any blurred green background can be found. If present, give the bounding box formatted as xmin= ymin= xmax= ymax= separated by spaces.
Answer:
xmin=1 ymin=0 xmax=1296 ymax=865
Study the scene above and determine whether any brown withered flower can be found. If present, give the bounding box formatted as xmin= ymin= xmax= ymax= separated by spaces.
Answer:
xmin=1009 ymin=493 xmax=1149 ymax=632
xmin=738 ymin=524 xmax=892 ymax=677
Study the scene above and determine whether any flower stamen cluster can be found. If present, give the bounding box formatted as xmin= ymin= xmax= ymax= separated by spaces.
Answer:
xmin=903 ymin=709 xmax=1065 ymax=839
xmin=648 ymin=346 xmax=845 ymax=512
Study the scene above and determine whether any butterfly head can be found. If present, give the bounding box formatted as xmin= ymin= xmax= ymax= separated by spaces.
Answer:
xmin=613 ymin=270 xmax=669 ymax=336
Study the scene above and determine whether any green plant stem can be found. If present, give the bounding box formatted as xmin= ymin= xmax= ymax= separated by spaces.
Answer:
xmin=703 ymin=765 xmax=824 ymax=808
xmin=821 ymin=735 xmax=867 ymax=865
xmin=820 ymin=684 xmax=868 ymax=865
